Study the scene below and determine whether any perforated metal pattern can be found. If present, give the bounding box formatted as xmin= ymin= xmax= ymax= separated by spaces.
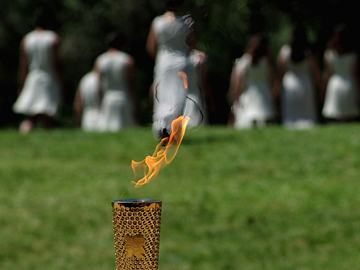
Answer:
xmin=112 ymin=199 xmax=162 ymax=270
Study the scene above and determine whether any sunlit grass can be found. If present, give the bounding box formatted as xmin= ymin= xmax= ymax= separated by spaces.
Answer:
xmin=1 ymin=124 xmax=360 ymax=269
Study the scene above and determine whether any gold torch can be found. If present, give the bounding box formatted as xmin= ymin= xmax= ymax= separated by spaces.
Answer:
xmin=111 ymin=198 xmax=162 ymax=270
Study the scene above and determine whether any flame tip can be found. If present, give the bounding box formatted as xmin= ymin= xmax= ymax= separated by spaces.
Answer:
xmin=132 ymin=116 xmax=190 ymax=187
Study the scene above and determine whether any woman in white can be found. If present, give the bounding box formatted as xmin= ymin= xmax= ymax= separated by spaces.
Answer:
xmin=229 ymin=34 xmax=276 ymax=129
xmin=74 ymin=66 xmax=101 ymax=132
xmin=322 ymin=24 xmax=360 ymax=122
xmin=278 ymin=24 xmax=321 ymax=129
xmin=95 ymin=32 xmax=138 ymax=132
xmin=13 ymin=7 xmax=63 ymax=133
xmin=146 ymin=0 xmax=203 ymax=139
xmin=189 ymin=47 xmax=215 ymax=125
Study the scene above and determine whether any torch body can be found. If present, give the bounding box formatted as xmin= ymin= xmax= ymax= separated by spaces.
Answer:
xmin=112 ymin=199 xmax=162 ymax=270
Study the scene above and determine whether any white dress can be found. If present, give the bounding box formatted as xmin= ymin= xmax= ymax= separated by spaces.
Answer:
xmin=151 ymin=13 xmax=202 ymax=138
xmin=13 ymin=30 xmax=61 ymax=117
xmin=232 ymin=53 xmax=275 ymax=129
xmin=322 ymin=50 xmax=360 ymax=119
xmin=279 ymin=45 xmax=318 ymax=129
xmin=78 ymin=71 xmax=100 ymax=131
xmin=95 ymin=51 xmax=135 ymax=132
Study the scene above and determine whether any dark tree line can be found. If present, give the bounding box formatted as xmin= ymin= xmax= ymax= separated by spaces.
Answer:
xmin=1 ymin=0 xmax=359 ymax=127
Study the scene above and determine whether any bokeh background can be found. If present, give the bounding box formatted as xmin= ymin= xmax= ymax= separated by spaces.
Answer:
xmin=1 ymin=0 xmax=359 ymax=127
xmin=2 ymin=2 xmax=360 ymax=269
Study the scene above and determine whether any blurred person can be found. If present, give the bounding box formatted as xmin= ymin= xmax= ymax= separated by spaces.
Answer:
xmin=277 ymin=24 xmax=322 ymax=129
xmin=188 ymin=36 xmax=215 ymax=125
xmin=13 ymin=6 xmax=64 ymax=133
xmin=229 ymin=34 xmax=276 ymax=129
xmin=95 ymin=32 xmax=138 ymax=132
xmin=322 ymin=24 xmax=360 ymax=122
xmin=73 ymin=59 xmax=101 ymax=132
xmin=146 ymin=0 xmax=203 ymax=139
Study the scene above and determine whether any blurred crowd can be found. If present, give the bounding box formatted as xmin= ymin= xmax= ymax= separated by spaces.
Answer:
xmin=9 ymin=3 xmax=360 ymax=135
xmin=229 ymin=23 xmax=360 ymax=130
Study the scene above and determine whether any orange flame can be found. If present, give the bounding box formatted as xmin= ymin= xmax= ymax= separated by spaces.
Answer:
xmin=131 ymin=115 xmax=190 ymax=187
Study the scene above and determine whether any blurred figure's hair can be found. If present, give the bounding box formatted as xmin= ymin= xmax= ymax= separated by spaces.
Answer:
xmin=247 ymin=34 xmax=269 ymax=65
xmin=34 ymin=6 xmax=56 ymax=29
xmin=106 ymin=32 xmax=126 ymax=50
xmin=330 ymin=24 xmax=353 ymax=53
xmin=165 ymin=0 xmax=185 ymax=11
xmin=289 ymin=24 xmax=309 ymax=63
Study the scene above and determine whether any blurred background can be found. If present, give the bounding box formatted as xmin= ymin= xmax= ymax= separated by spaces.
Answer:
xmin=1 ymin=0 xmax=359 ymax=128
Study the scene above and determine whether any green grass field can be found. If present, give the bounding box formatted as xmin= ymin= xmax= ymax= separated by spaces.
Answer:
xmin=1 ymin=124 xmax=360 ymax=270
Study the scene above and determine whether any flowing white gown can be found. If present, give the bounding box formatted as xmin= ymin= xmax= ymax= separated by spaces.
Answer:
xmin=95 ymin=51 xmax=135 ymax=132
xmin=279 ymin=45 xmax=318 ymax=128
xmin=13 ymin=30 xmax=61 ymax=117
xmin=151 ymin=13 xmax=202 ymax=138
xmin=232 ymin=53 xmax=275 ymax=129
xmin=322 ymin=50 xmax=360 ymax=119
xmin=78 ymin=71 xmax=101 ymax=131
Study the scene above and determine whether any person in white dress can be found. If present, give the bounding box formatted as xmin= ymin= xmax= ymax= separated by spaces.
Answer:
xmin=95 ymin=32 xmax=138 ymax=132
xmin=146 ymin=0 xmax=203 ymax=139
xmin=277 ymin=24 xmax=321 ymax=129
xmin=322 ymin=24 xmax=360 ymax=122
xmin=13 ymin=6 xmax=63 ymax=133
xmin=74 ymin=64 xmax=101 ymax=132
xmin=188 ymin=46 xmax=215 ymax=125
xmin=229 ymin=34 xmax=276 ymax=129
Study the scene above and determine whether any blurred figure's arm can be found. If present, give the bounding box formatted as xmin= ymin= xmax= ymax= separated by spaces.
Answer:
xmin=321 ymin=50 xmax=333 ymax=106
xmin=228 ymin=60 xmax=245 ymax=127
xmin=18 ymin=38 xmax=28 ymax=95
xmin=275 ymin=50 xmax=286 ymax=117
xmin=276 ymin=50 xmax=286 ymax=96
xmin=146 ymin=25 xmax=157 ymax=59
xmin=53 ymin=35 xmax=65 ymax=100
xmin=229 ymin=61 xmax=244 ymax=105
xmin=93 ymin=59 xmax=103 ymax=107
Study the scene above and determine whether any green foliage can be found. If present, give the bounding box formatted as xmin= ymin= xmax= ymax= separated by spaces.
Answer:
xmin=1 ymin=125 xmax=360 ymax=269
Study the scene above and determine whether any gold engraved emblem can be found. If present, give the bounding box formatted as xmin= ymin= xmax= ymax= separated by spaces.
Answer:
xmin=124 ymin=235 xmax=146 ymax=259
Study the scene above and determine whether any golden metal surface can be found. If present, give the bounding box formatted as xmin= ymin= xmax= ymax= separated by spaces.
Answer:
xmin=112 ymin=199 xmax=162 ymax=270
